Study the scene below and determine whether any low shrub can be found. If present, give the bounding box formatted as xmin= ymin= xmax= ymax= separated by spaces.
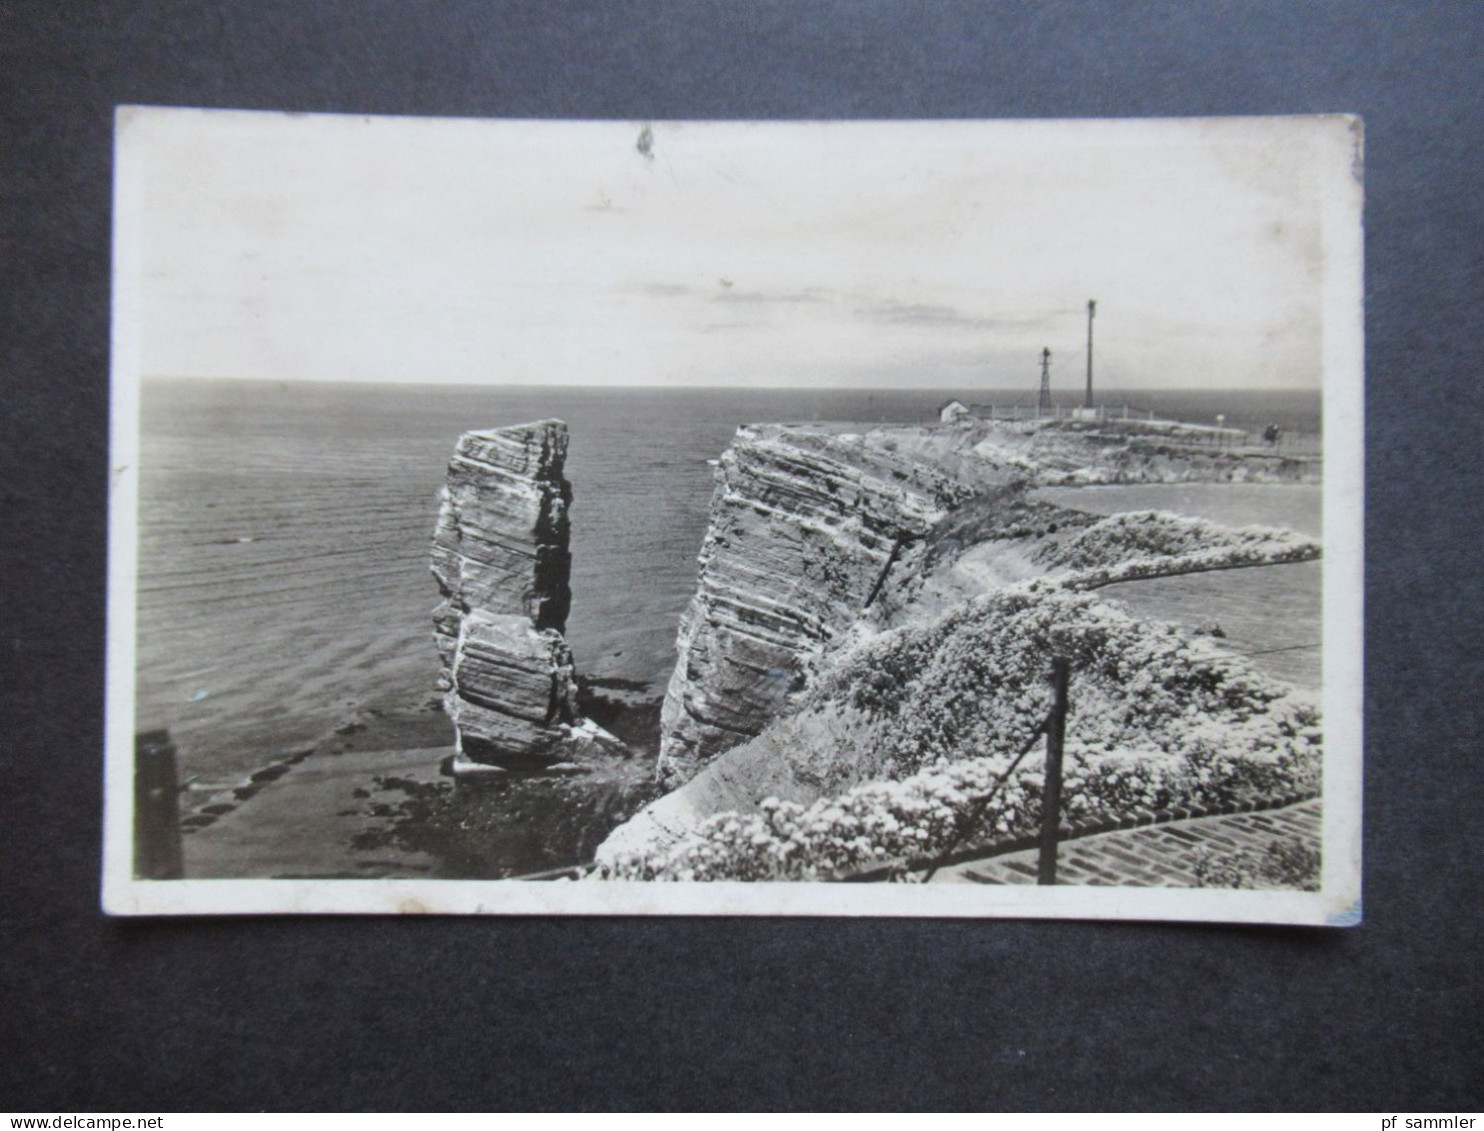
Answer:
xmin=596 ymin=733 xmax=1321 ymax=882
xmin=806 ymin=585 xmax=1319 ymax=779
xmin=1191 ymin=836 xmax=1321 ymax=891
xmin=1034 ymin=510 xmax=1321 ymax=590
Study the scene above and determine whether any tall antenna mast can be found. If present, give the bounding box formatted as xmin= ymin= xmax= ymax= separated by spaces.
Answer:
xmin=1038 ymin=347 xmax=1053 ymax=415
xmin=1085 ymin=299 xmax=1097 ymax=409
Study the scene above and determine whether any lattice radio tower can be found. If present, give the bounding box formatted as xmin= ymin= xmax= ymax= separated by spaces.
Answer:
xmin=1037 ymin=346 xmax=1053 ymax=414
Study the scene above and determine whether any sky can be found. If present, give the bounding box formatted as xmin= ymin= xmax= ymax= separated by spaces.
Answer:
xmin=123 ymin=110 xmax=1357 ymax=392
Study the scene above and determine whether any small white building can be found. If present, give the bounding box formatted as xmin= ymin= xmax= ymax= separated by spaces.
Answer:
xmin=938 ymin=399 xmax=970 ymax=423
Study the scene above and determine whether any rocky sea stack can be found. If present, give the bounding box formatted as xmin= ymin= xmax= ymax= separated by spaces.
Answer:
xmin=431 ymin=420 xmax=621 ymax=773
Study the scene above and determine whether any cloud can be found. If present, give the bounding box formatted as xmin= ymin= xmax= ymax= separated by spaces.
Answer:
xmin=853 ymin=298 xmax=1070 ymax=330
xmin=860 ymin=300 xmax=980 ymax=327
xmin=711 ymin=287 xmax=830 ymax=306
xmin=630 ymin=282 xmax=697 ymax=298
xmin=701 ymin=318 xmax=768 ymax=333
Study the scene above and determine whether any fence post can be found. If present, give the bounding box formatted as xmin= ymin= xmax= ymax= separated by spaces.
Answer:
xmin=1037 ymin=657 xmax=1070 ymax=886
xmin=135 ymin=729 xmax=184 ymax=879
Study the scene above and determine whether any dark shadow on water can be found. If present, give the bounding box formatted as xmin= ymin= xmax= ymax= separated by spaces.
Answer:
xmin=352 ymin=765 xmax=662 ymax=879
xmin=348 ymin=689 xmax=665 ymax=879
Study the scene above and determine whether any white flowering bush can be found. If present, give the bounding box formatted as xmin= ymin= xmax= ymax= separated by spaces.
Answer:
xmin=599 ymin=753 xmax=1040 ymax=881
xmin=1034 ymin=510 xmax=1319 ymax=590
xmin=597 ymin=585 xmax=1322 ymax=882
xmin=812 ymin=585 xmax=1319 ymax=777
xmin=598 ymin=731 xmax=1318 ymax=883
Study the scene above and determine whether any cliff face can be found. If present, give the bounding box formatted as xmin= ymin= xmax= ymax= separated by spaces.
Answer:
xmin=656 ymin=424 xmax=1004 ymax=784
xmin=432 ymin=421 xmax=585 ymax=770
xmin=602 ymin=497 xmax=1324 ymax=871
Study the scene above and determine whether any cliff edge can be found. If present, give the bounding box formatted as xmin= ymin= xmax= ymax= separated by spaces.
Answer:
xmin=655 ymin=423 xmax=1016 ymax=784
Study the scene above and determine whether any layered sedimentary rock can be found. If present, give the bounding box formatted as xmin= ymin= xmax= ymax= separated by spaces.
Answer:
xmin=441 ymin=610 xmax=579 ymax=769
xmin=656 ymin=423 xmax=1002 ymax=784
xmin=432 ymin=421 xmax=583 ymax=770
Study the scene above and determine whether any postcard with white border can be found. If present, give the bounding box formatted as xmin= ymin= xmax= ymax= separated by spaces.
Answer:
xmin=104 ymin=109 xmax=1363 ymax=922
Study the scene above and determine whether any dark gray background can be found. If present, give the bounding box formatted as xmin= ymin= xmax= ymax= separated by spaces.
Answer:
xmin=3 ymin=0 xmax=1481 ymax=1112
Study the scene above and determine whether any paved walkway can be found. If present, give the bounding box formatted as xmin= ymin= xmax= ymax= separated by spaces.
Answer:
xmin=931 ymin=799 xmax=1321 ymax=888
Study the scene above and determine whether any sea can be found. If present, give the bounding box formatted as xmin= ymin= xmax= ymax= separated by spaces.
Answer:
xmin=135 ymin=378 xmax=1321 ymax=780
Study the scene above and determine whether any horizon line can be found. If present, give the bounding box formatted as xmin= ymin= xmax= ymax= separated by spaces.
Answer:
xmin=138 ymin=373 xmax=1323 ymax=394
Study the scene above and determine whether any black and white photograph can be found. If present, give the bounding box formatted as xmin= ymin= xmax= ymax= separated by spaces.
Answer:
xmin=104 ymin=110 xmax=1362 ymax=921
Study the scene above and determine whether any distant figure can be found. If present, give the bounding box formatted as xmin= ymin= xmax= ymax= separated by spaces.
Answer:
xmin=1263 ymin=422 xmax=1281 ymax=446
